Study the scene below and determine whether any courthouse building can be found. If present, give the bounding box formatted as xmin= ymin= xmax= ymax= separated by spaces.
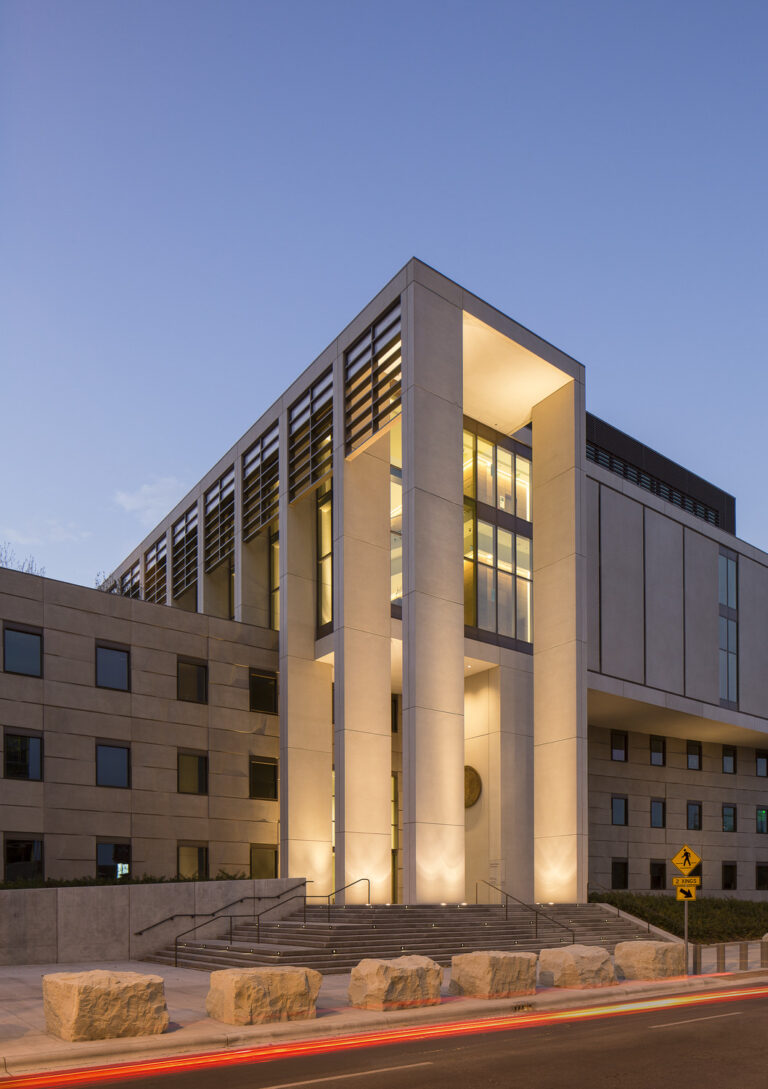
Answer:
xmin=2 ymin=259 xmax=768 ymax=903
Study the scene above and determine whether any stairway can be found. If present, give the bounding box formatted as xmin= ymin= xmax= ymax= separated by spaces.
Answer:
xmin=145 ymin=902 xmax=658 ymax=974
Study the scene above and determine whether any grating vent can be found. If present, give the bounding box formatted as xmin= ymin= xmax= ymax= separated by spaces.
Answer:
xmin=172 ymin=505 xmax=198 ymax=599
xmin=587 ymin=441 xmax=719 ymax=526
xmin=204 ymin=467 xmax=236 ymax=573
xmin=143 ymin=536 xmax=167 ymax=604
xmin=243 ymin=422 xmax=279 ymax=541
xmin=288 ymin=368 xmax=333 ymax=500
xmin=120 ymin=561 xmax=141 ymax=599
xmin=345 ymin=302 xmax=402 ymax=454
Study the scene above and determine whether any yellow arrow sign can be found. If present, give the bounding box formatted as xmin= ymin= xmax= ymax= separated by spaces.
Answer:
xmin=671 ymin=844 xmax=702 ymax=876
xmin=673 ymin=876 xmax=701 ymax=888
xmin=676 ymin=885 xmax=696 ymax=901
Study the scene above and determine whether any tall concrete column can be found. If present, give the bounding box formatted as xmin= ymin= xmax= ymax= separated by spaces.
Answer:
xmin=532 ymin=379 xmax=588 ymax=902
xmin=333 ymin=426 xmax=392 ymax=904
xmin=278 ymin=419 xmax=334 ymax=892
xmin=401 ymin=281 xmax=465 ymax=903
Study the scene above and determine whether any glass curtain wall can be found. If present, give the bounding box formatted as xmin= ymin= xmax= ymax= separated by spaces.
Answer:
xmin=463 ymin=424 xmax=533 ymax=648
xmin=317 ymin=480 xmax=333 ymax=632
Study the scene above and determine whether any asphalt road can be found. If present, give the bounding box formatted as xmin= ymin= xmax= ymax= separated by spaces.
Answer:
xmin=33 ymin=989 xmax=768 ymax=1089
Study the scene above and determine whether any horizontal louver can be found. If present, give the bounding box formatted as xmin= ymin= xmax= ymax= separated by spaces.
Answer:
xmin=172 ymin=505 xmax=198 ymax=599
xmin=345 ymin=302 xmax=402 ymax=453
xmin=288 ymin=368 xmax=333 ymax=500
xmin=243 ymin=422 xmax=279 ymax=541
xmin=204 ymin=467 xmax=236 ymax=573
xmin=586 ymin=441 xmax=719 ymax=527
xmin=120 ymin=561 xmax=141 ymax=599
xmin=144 ymin=536 xmax=167 ymax=604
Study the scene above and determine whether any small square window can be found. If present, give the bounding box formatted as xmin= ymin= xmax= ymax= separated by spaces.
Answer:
xmin=722 ymin=746 xmax=736 ymax=774
xmin=649 ymin=736 xmax=666 ymax=766
xmin=3 ymin=628 xmax=42 ymax=677
xmin=177 ymin=752 xmax=208 ymax=795
xmin=650 ymin=799 xmax=666 ymax=828
xmin=96 ymin=646 xmax=130 ymax=691
xmin=722 ymin=862 xmax=737 ymax=891
xmin=687 ymin=741 xmax=702 ymax=771
xmin=249 ymin=757 xmax=278 ymax=801
xmin=611 ymin=796 xmax=628 ymax=826
xmin=687 ymin=802 xmax=702 ymax=831
xmin=757 ymin=807 xmax=768 ymax=835
xmin=4 ymin=733 xmax=42 ymax=781
xmin=96 ymin=744 xmax=130 ymax=788
xmin=649 ymin=860 xmax=666 ymax=890
xmin=177 ymin=843 xmax=208 ymax=880
xmin=96 ymin=842 xmax=131 ymax=879
xmin=250 ymin=843 xmax=278 ymax=879
xmin=611 ymin=858 xmax=628 ymax=889
xmin=178 ymin=660 xmax=207 ymax=704
xmin=722 ymin=804 xmax=737 ymax=832
xmin=757 ymin=864 xmax=768 ymax=891
xmin=611 ymin=731 xmax=628 ymax=762
xmin=5 ymin=837 xmax=43 ymax=882
xmin=757 ymin=751 xmax=768 ymax=777
xmin=249 ymin=670 xmax=278 ymax=714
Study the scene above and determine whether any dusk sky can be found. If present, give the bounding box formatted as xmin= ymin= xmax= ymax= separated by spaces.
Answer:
xmin=2 ymin=1 xmax=767 ymax=586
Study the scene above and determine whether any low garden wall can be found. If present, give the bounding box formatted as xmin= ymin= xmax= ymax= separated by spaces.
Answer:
xmin=0 ymin=877 xmax=304 ymax=964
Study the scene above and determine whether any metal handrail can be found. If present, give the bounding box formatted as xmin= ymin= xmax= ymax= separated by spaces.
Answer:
xmin=135 ymin=879 xmax=307 ymax=936
xmin=475 ymin=879 xmax=575 ymax=943
xmin=319 ymin=877 xmax=371 ymax=920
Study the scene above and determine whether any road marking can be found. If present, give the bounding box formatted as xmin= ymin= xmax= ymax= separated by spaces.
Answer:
xmin=651 ymin=1012 xmax=742 ymax=1029
xmin=259 ymin=1061 xmax=433 ymax=1088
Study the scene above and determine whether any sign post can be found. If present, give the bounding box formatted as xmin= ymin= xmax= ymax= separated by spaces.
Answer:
xmin=671 ymin=845 xmax=702 ymax=974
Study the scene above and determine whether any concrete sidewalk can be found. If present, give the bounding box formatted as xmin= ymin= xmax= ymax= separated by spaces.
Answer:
xmin=0 ymin=960 xmax=766 ymax=1078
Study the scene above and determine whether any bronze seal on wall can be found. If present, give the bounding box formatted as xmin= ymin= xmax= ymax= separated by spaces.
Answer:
xmin=464 ymin=765 xmax=482 ymax=808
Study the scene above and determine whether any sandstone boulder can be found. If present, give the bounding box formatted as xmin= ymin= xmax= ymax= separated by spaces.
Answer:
xmin=43 ymin=970 xmax=169 ymax=1042
xmin=348 ymin=956 xmax=443 ymax=1010
xmin=206 ymin=966 xmax=322 ymax=1025
xmin=538 ymin=944 xmax=615 ymax=988
xmin=613 ymin=940 xmax=685 ymax=980
xmin=449 ymin=951 xmax=537 ymax=998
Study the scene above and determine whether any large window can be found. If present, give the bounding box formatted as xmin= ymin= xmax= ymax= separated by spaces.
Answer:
xmin=316 ymin=480 xmax=333 ymax=631
xmin=611 ymin=796 xmax=628 ymax=826
xmin=96 ymin=744 xmax=130 ymax=788
xmin=687 ymin=740 xmax=702 ymax=771
xmin=95 ymin=645 xmax=130 ymax=691
xmin=757 ymin=865 xmax=768 ymax=891
xmin=249 ymin=757 xmax=278 ymax=800
xmin=757 ymin=750 xmax=768 ymax=778
xmin=719 ymin=550 xmax=738 ymax=706
xmin=722 ymin=745 xmax=736 ymax=774
xmin=722 ymin=804 xmax=737 ymax=832
xmin=97 ymin=842 xmax=131 ymax=879
xmin=3 ymin=627 xmax=42 ymax=677
xmin=177 ymin=843 xmax=208 ymax=880
xmin=177 ymin=659 xmax=207 ymax=704
xmin=249 ymin=670 xmax=278 ymax=715
xmin=649 ymin=736 xmax=666 ymax=766
xmin=4 ymin=733 xmax=42 ymax=780
xmin=650 ymin=799 xmax=665 ymax=828
xmin=177 ymin=752 xmax=208 ymax=795
xmin=687 ymin=801 xmax=702 ymax=831
xmin=722 ymin=862 xmax=737 ymax=891
xmin=5 ymin=837 xmax=43 ymax=882
xmin=463 ymin=425 xmax=532 ymax=648
xmin=611 ymin=731 xmax=628 ymax=762
xmin=756 ymin=807 xmax=767 ymax=834
xmin=649 ymin=860 xmax=666 ymax=890
xmin=611 ymin=858 xmax=628 ymax=890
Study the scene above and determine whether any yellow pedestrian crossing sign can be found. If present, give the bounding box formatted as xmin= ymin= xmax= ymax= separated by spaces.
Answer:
xmin=676 ymin=885 xmax=696 ymax=901
xmin=671 ymin=844 xmax=701 ymax=876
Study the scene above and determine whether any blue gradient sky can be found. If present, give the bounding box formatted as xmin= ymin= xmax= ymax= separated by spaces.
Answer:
xmin=2 ymin=1 xmax=767 ymax=585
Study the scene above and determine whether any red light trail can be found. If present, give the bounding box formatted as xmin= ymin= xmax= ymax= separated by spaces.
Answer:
xmin=8 ymin=985 xmax=767 ymax=1089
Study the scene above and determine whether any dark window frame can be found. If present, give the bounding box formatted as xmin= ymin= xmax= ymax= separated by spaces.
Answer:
xmin=249 ymin=842 xmax=279 ymax=880
xmin=650 ymin=798 xmax=666 ymax=828
xmin=249 ymin=756 xmax=278 ymax=801
xmin=649 ymin=735 xmax=666 ymax=767
xmin=176 ymin=842 xmax=209 ymax=881
xmin=3 ymin=625 xmax=43 ymax=678
xmin=95 ymin=643 xmax=131 ymax=692
xmin=95 ymin=743 xmax=131 ymax=789
xmin=177 ymin=751 xmax=209 ymax=795
xmin=721 ymin=861 xmax=738 ymax=891
xmin=611 ymin=795 xmax=628 ymax=826
xmin=611 ymin=731 xmax=628 ymax=762
xmin=177 ymin=658 xmax=208 ymax=704
xmin=4 ymin=731 xmax=43 ymax=781
xmin=4 ymin=836 xmax=44 ymax=882
xmin=756 ymin=806 xmax=768 ymax=835
xmin=722 ymin=803 xmax=737 ymax=833
xmin=722 ymin=745 xmax=737 ymax=775
xmin=249 ymin=669 xmax=278 ymax=715
xmin=757 ymin=863 xmax=768 ymax=891
xmin=757 ymin=750 xmax=768 ymax=778
xmin=687 ymin=740 xmax=702 ymax=771
xmin=96 ymin=841 xmax=131 ymax=880
xmin=687 ymin=801 xmax=702 ymax=831
xmin=649 ymin=860 xmax=666 ymax=890
xmin=611 ymin=858 xmax=629 ymax=890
